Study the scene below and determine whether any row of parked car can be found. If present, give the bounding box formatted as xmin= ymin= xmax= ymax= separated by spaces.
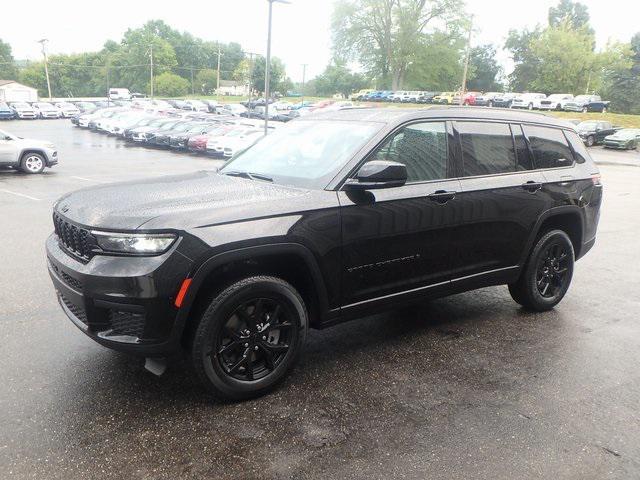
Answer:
xmin=69 ymin=98 xmax=356 ymax=158
xmin=350 ymin=90 xmax=611 ymax=113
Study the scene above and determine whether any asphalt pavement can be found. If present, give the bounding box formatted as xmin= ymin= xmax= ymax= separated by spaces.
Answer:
xmin=1 ymin=119 xmax=639 ymax=479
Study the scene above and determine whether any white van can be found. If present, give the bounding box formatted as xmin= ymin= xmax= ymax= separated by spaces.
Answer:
xmin=108 ymin=88 xmax=131 ymax=100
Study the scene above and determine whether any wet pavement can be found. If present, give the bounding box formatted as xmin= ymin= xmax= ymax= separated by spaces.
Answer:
xmin=1 ymin=120 xmax=639 ymax=479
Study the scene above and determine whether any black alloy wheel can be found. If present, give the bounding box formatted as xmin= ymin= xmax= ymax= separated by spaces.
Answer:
xmin=535 ymin=243 xmax=570 ymax=299
xmin=508 ymin=230 xmax=575 ymax=311
xmin=216 ymin=298 xmax=295 ymax=381
xmin=190 ymin=276 xmax=307 ymax=400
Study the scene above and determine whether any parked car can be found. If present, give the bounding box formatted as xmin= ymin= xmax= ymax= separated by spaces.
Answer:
xmin=218 ymin=130 xmax=264 ymax=158
xmin=511 ymin=93 xmax=546 ymax=110
xmin=55 ymin=102 xmax=80 ymax=118
xmin=603 ymin=128 xmax=640 ymax=150
xmin=416 ymin=92 xmax=440 ymax=104
xmin=564 ymin=95 xmax=609 ymax=113
xmin=32 ymin=102 xmax=62 ymax=119
xmin=9 ymin=102 xmax=38 ymax=119
xmin=74 ymin=102 xmax=96 ymax=112
xmin=576 ymin=120 xmax=619 ymax=147
xmin=535 ymin=94 xmax=574 ymax=111
xmin=47 ymin=107 xmax=602 ymax=400
xmin=108 ymin=88 xmax=131 ymax=100
xmin=350 ymin=89 xmax=375 ymax=101
xmin=432 ymin=92 xmax=455 ymax=104
xmin=492 ymin=93 xmax=519 ymax=108
xmin=473 ymin=92 xmax=502 ymax=107
xmin=0 ymin=102 xmax=16 ymax=119
xmin=0 ymin=127 xmax=58 ymax=173
xmin=451 ymin=91 xmax=481 ymax=106
xmin=218 ymin=103 xmax=248 ymax=116
xmin=185 ymin=100 xmax=209 ymax=112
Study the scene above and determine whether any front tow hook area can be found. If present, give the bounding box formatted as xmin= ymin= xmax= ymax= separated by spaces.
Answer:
xmin=145 ymin=357 xmax=167 ymax=376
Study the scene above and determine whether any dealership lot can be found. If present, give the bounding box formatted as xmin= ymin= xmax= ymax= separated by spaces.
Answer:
xmin=1 ymin=119 xmax=640 ymax=479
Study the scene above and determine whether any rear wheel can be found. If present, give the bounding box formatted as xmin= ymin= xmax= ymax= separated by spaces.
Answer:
xmin=20 ymin=153 xmax=45 ymax=174
xmin=509 ymin=230 xmax=575 ymax=312
xmin=602 ymin=106 xmax=608 ymax=114
xmin=582 ymin=106 xmax=589 ymax=113
xmin=190 ymin=276 xmax=307 ymax=400
xmin=586 ymin=135 xmax=595 ymax=147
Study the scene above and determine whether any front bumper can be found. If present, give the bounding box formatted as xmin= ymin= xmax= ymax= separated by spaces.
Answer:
xmin=564 ymin=105 xmax=584 ymax=112
xmin=604 ymin=141 xmax=630 ymax=149
xmin=46 ymin=232 xmax=195 ymax=356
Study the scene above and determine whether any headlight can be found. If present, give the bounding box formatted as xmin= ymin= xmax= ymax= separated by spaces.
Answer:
xmin=92 ymin=231 xmax=177 ymax=254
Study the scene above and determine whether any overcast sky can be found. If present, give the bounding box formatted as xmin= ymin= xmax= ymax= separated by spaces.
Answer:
xmin=2 ymin=0 xmax=638 ymax=82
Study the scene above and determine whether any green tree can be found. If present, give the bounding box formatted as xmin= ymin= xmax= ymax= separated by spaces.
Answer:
xmin=195 ymin=68 xmax=217 ymax=95
xmin=332 ymin=0 xmax=466 ymax=90
xmin=527 ymin=23 xmax=599 ymax=93
xmin=313 ymin=62 xmax=368 ymax=97
xmin=505 ymin=28 xmax=542 ymax=92
xmin=403 ymin=31 xmax=464 ymax=90
xmin=548 ymin=0 xmax=591 ymax=30
xmin=603 ymin=34 xmax=639 ymax=113
xmin=0 ymin=39 xmax=17 ymax=80
xmin=154 ymin=72 xmax=189 ymax=97
xmin=250 ymin=56 xmax=287 ymax=94
xmin=467 ymin=44 xmax=502 ymax=91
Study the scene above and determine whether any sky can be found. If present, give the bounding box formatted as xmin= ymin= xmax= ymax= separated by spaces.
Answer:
xmin=2 ymin=0 xmax=639 ymax=82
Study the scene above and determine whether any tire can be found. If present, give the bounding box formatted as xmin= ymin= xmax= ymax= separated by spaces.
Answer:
xmin=582 ymin=106 xmax=588 ymax=113
xmin=528 ymin=103 xmax=534 ymax=110
xmin=586 ymin=135 xmax=595 ymax=147
xmin=190 ymin=276 xmax=308 ymax=400
xmin=508 ymin=230 xmax=575 ymax=312
xmin=488 ymin=101 xmax=494 ymax=108
xmin=20 ymin=153 xmax=46 ymax=174
xmin=602 ymin=106 xmax=608 ymax=114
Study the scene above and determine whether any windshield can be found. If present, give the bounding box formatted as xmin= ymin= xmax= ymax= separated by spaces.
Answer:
xmin=12 ymin=103 xmax=29 ymax=108
xmin=0 ymin=128 xmax=16 ymax=140
xmin=220 ymin=120 xmax=380 ymax=189
xmin=577 ymin=121 xmax=598 ymax=130
xmin=614 ymin=129 xmax=640 ymax=139
xmin=574 ymin=95 xmax=590 ymax=102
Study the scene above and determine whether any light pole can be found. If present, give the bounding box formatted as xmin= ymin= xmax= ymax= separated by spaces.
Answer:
xmin=459 ymin=15 xmax=473 ymax=106
xmin=301 ymin=63 xmax=307 ymax=106
xmin=264 ymin=0 xmax=290 ymax=135
xmin=37 ymin=39 xmax=52 ymax=100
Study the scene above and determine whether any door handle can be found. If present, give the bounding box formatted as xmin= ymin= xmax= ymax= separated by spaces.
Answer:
xmin=427 ymin=190 xmax=456 ymax=204
xmin=522 ymin=181 xmax=542 ymax=193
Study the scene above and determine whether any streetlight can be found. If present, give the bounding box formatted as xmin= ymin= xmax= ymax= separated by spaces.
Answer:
xmin=264 ymin=0 xmax=290 ymax=135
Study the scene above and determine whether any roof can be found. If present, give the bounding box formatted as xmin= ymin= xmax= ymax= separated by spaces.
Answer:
xmin=0 ymin=80 xmax=37 ymax=90
xmin=219 ymin=80 xmax=244 ymax=87
xmin=0 ymin=80 xmax=16 ymax=87
xmin=304 ymin=106 xmax=576 ymax=129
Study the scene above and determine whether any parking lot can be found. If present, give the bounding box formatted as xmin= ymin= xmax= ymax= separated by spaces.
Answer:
xmin=1 ymin=119 xmax=640 ymax=479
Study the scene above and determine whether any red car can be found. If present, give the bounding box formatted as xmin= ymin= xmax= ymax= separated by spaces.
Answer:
xmin=187 ymin=125 xmax=236 ymax=153
xmin=452 ymin=91 xmax=481 ymax=106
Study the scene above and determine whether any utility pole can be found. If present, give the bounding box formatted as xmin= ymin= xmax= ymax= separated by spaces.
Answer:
xmin=37 ymin=39 xmax=52 ymax=100
xmin=106 ymin=61 xmax=110 ymax=106
xmin=149 ymin=44 xmax=154 ymax=99
xmin=301 ymin=63 xmax=307 ymax=106
xmin=190 ymin=67 xmax=195 ymax=95
xmin=459 ymin=15 xmax=473 ymax=106
xmin=216 ymin=43 xmax=222 ymax=102
xmin=246 ymin=52 xmax=256 ymax=108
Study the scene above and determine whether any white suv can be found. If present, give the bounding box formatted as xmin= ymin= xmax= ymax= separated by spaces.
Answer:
xmin=511 ymin=93 xmax=546 ymax=110
xmin=535 ymin=94 xmax=574 ymax=111
xmin=0 ymin=128 xmax=58 ymax=173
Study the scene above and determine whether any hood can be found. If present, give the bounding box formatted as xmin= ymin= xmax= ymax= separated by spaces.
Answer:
xmin=13 ymin=106 xmax=34 ymax=112
xmin=54 ymin=170 xmax=311 ymax=231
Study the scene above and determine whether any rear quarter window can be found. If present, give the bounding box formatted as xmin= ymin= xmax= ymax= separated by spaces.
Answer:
xmin=564 ymin=130 xmax=589 ymax=164
xmin=523 ymin=125 xmax=574 ymax=169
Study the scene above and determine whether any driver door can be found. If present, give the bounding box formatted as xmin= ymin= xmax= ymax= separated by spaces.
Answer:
xmin=338 ymin=121 xmax=461 ymax=310
xmin=0 ymin=134 xmax=18 ymax=165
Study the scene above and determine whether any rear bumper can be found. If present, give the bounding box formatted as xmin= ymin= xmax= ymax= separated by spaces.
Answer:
xmin=46 ymin=233 xmax=194 ymax=356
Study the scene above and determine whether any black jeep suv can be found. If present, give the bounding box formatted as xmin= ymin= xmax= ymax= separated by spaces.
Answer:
xmin=47 ymin=107 xmax=602 ymax=400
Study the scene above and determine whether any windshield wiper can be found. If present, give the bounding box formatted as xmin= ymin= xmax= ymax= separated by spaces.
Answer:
xmin=224 ymin=171 xmax=273 ymax=182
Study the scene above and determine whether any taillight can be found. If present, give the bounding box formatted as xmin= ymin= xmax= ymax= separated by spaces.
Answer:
xmin=591 ymin=174 xmax=602 ymax=186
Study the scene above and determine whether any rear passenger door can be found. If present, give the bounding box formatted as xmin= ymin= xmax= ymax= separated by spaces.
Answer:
xmin=450 ymin=122 xmax=550 ymax=279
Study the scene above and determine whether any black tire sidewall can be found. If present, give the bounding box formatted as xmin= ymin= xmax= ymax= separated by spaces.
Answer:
xmin=191 ymin=276 xmax=307 ymax=400
xmin=522 ymin=230 xmax=575 ymax=311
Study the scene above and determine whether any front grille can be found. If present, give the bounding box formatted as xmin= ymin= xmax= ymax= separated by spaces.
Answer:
xmin=108 ymin=310 xmax=146 ymax=337
xmin=53 ymin=212 xmax=95 ymax=261
xmin=58 ymin=291 xmax=88 ymax=325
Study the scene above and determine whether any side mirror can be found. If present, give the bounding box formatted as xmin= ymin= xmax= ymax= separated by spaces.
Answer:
xmin=344 ymin=160 xmax=407 ymax=190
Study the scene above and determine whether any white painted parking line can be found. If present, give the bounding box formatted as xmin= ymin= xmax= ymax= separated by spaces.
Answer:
xmin=70 ymin=176 xmax=106 ymax=183
xmin=0 ymin=189 xmax=41 ymax=201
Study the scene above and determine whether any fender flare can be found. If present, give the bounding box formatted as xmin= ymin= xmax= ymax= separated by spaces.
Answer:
xmin=175 ymin=242 xmax=330 ymax=326
xmin=18 ymin=148 xmax=50 ymax=165
xmin=518 ymin=206 xmax=585 ymax=266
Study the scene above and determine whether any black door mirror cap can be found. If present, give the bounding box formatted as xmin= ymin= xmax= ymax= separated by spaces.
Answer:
xmin=345 ymin=160 xmax=408 ymax=190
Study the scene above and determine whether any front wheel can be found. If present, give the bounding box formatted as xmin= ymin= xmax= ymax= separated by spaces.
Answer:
xmin=190 ymin=276 xmax=308 ymax=400
xmin=20 ymin=153 xmax=46 ymax=174
xmin=586 ymin=135 xmax=595 ymax=147
xmin=601 ymin=106 xmax=608 ymax=114
xmin=509 ymin=230 xmax=575 ymax=312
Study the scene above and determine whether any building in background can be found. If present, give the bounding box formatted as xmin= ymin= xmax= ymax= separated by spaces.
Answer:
xmin=216 ymin=80 xmax=250 ymax=96
xmin=0 ymin=81 xmax=39 ymax=103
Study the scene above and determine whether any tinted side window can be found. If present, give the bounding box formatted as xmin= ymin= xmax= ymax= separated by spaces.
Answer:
xmin=512 ymin=124 xmax=534 ymax=171
xmin=523 ymin=125 xmax=574 ymax=169
xmin=457 ymin=122 xmax=516 ymax=176
xmin=564 ymin=130 xmax=589 ymax=164
xmin=372 ymin=122 xmax=448 ymax=182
